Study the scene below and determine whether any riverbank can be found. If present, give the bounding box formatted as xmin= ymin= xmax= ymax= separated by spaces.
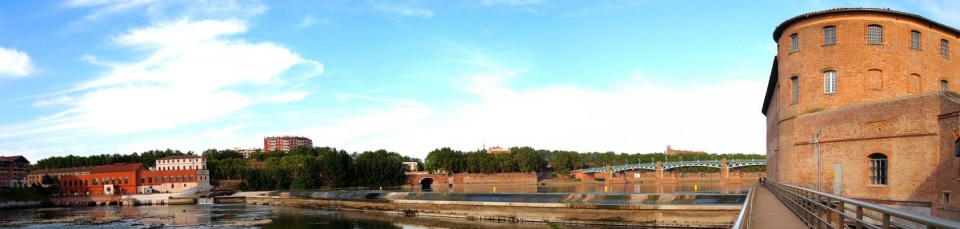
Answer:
xmin=0 ymin=189 xmax=43 ymax=209
xmin=241 ymin=190 xmax=744 ymax=228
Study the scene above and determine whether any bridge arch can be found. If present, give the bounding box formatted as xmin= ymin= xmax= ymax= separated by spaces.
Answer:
xmin=419 ymin=177 xmax=434 ymax=190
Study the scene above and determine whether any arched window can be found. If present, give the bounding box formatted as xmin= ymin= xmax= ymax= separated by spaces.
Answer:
xmin=823 ymin=26 xmax=836 ymax=45
xmin=867 ymin=25 xmax=883 ymax=44
xmin=869 ymin=153 xmax=888 ymax=185
xmin=824 ymin=71 xmax=837 ymax=94
xmin=910 ymin=74 xmax=921 ymax=93
xmin=790 ymin=33 xmax=799 ymax=52
xmin=791 ymin=76 xmax=800 ymax=103
xmin=942 ymin=80 xmax=949 ymax=92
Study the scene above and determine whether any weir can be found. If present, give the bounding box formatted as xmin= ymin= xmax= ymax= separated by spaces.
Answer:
xmin=242 ymin=190 xmax=746 ymax=227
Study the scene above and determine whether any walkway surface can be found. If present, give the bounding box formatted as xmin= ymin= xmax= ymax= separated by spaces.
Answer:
xmin=751 ymin=186 xmax=808 ymax=229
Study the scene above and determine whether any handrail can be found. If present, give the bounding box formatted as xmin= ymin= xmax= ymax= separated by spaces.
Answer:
xmin=767 ymin=181 xmax=960 ymax=229
xmin=732 ymin=183 xmax=757 ymax=229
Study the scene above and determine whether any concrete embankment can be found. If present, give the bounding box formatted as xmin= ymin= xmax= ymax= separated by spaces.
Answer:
xmin=241 ymin=191 xmax=743 ymax=228
xmin=0 ymin=200 xmax=41 ymax=209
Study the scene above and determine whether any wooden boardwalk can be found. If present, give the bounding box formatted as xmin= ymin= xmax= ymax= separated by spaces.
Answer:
xmin=751 ymin=185 xmax=808 ymax=229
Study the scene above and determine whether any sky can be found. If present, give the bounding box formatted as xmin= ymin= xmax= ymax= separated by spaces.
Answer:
xmin=1 ymin=0 xmax=958 ymax=161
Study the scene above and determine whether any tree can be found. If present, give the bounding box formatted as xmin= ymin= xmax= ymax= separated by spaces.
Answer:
xmin=425 ymin=147 xmax=465 ymax=174
xmin=354 ymin=150 xmax=407 ymax=187
xmin=320 ymin=149 xmax=353 ymax=187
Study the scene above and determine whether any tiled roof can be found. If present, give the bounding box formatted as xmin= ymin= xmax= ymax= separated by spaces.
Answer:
xmin=28 ymin=166 xmax=95 ymax=175
xmin=157 ymin=155 xmax=204 ymax=160
xmin=90 ymin=163 xmax=147 ymax=173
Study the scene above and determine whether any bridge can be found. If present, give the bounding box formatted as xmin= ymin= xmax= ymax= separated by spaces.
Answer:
xmin=580 ymin=159 xmax=766 ymax=173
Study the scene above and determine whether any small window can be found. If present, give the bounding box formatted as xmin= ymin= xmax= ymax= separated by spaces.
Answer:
xmin=869 ymin=153 xmax=888 ymax=185
xmin=824 ymin=71 xmax=837 ymax=94
xmin=791 ymin=76 xmax=800 ymax=103
xmin=946 ymin=192 xmax=952 ymax=205
xmin=943 ymin=39 xmax=950 ymax=57
xmin=148 ymin=177 xmax=153 ymax=183
xmin=140 ymin=177 xmax=144 ymax=184
xmin=790 ymin=34 xmax=799 ymax=52
xmin=824 ymin=26 xmax=836 ymax=45
xmin=942 ymin=80 xmax=949 ymax=92
xmin=868 ymin=25 xmax=883 ymax=44
xmin=911 ymin=31 xmax=921 ymax=49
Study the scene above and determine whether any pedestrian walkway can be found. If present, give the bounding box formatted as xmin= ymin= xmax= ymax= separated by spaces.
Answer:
xmin=751 ymin=185 xmax=808 ymax=228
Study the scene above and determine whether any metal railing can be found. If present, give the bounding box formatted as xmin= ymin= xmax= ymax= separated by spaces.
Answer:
xmin=732 ymin=183 xmax=758 ymax=229
xmin=767 ymin=181 xmax=960 ymax=229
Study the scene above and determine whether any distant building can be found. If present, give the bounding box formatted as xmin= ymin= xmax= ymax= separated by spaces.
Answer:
xmin=0 ymin=156 xmax=29 ymax=188
xmin=402 ymin=162 xmax=419 ymax=172
xmin=665 ymin=145 xmax=706 ymax=155
xmin=264 ymin=136 xmax=313 ymax=152
xmin=486 ymin=146 xmax=511 ymax=154
xmin=234 ymin=147 xmax=260 ymax=158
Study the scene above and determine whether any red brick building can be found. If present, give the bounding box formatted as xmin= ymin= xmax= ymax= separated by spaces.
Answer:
xmin=0 ymin=156 xmax=29 ymax=188
xmin=264 ymin=136 xmax=312 ymax=152
xmin=44 ymin=157 xmax=212 ymax=196
xmin=763 ymin=8 xmax=960 ymax=220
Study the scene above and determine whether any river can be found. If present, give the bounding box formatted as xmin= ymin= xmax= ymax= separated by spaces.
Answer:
xmin=0 ymin=182 xmax=753 ymax=228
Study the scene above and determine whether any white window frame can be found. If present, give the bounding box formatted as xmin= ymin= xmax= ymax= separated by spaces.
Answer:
xmin=910 ymin=31 xmax=921 ymax=50
xmin=824 ymin=71 xmax=837 ymax=94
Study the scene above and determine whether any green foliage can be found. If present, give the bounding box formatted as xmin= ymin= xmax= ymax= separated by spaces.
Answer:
xmin=30 ymin=149 xmax=191 ymax=170
xmin=425 ymin=147 xmax=465 ymax=174
xmin=320 ymin=148 xmax=354 ymax=188
xmin=0 ymin=189 xmax=43 ymax=202
xmin=354 ymin=150 xmax=408 ymax=187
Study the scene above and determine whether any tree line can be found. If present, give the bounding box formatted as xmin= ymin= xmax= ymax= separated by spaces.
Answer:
xmin=30 ymin=149 xmax=191 ymax=170
xmin=203 ymin=146 xmax=419 ymax=190
xmin=425 ymin=146 xmax=766 ymax=175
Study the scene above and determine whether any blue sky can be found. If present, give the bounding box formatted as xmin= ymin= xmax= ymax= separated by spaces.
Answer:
xmin=1 ymin=0 xmax=958 ymax=161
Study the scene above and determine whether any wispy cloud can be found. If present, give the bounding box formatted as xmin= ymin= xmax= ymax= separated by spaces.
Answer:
xmin=374 ymin=2 xmax=434 ymax=18
xmin=299 ymin=15 xmax=316 ymax=28
xmin=0 ymin=46 xmax=34 ymax=78
xmin=566 ymin=0 xmax=651 ymax=17
xmin=1 ymin=18 xmax=322 ymax=138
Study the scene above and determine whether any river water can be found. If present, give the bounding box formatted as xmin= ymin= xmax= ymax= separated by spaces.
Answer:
xmin=0 ymin=182 xmax=753 ymax=228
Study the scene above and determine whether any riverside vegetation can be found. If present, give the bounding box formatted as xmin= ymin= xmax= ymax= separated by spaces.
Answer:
xmin=27 ymin=146 xmax=765 ymax=192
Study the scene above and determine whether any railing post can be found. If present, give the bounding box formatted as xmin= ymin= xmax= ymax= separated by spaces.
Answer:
xmin=882 ymin=214 xmax=890 ymax=229
xmin=837 ymin=201 xmax=844 ymax=229
xmin=856 ymin=206 xmax=864 ymax=229
xmin=826 ymin=196 xmax=832 ymax=227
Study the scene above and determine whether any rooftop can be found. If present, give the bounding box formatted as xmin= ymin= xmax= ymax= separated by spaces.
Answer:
xmin=157 ymin=155 xmax=204 ymax=160
xmin=773 ymin=8 xmax=960 ymax=41
xmin=0 ymin=155 xmax=29 ymax=163
xmin=90 ymin=163 xmax=147 ymax=173
xmin=28 ymin=166 xmax=95 ymax=175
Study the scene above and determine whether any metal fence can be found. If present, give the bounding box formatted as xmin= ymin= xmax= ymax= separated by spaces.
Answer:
xmin=732 ymin=183 xmax=757 ymax=229
xmin=766 ymin=181 xmax=959 ymax=229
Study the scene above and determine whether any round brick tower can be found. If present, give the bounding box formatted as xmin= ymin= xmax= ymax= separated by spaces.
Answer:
xmin=762 ymin=8 xmax=960 ymax=220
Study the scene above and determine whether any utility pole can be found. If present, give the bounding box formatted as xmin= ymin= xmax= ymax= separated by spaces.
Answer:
xmin=811 ymin=130 xmax=823 ymax=192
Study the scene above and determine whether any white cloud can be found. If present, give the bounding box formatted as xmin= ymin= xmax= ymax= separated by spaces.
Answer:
xmin=920 ymin=0 xmax=960 ymax=26
xmin=374 ymin=3 xmax=434 ymax=18
xmin=299 ymin=15 xmax=316 ymax=28
xmin=0 ymin=46 xmax=35 ymax=77
xmin=3 ymin=18 xmax=322 ymax=138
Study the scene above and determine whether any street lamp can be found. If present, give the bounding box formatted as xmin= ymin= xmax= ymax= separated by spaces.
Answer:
xmin=811 ymin=130 xmax=823 ymax=192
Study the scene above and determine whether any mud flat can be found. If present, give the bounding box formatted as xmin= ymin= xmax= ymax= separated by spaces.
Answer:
xmin=241 ymin=191 xmax=744 ymax=228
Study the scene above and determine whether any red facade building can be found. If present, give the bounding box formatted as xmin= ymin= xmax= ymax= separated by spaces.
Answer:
xmin=263 ymin=136 xmax=312 ymax=152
